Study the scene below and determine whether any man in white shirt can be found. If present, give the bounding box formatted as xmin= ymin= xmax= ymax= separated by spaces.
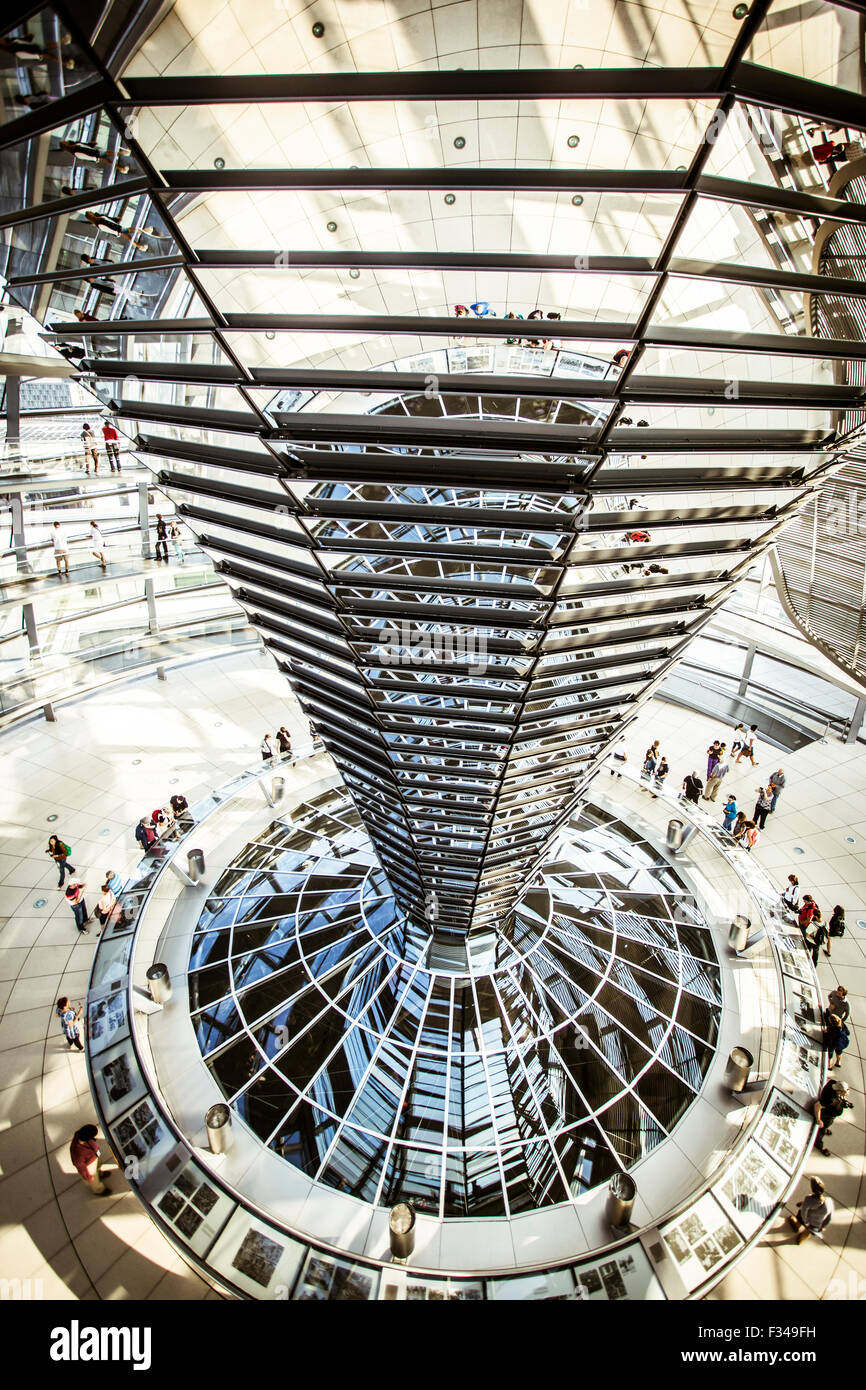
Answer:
xmin=89 ymin=520 xmax=108 ymax=570
xmin=735 ymin=724 xmax=759 ymax=765
xmin=52 ymin=521 xmax=69 ymax=575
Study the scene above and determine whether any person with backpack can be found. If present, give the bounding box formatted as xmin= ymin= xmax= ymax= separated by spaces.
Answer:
xmin=809 ymin=912 xmax=827 ymax=966
xmin=826 ymin=906 xmax=845 ymax=958
xmin=46 ymin=833 xmax=75 ymax=887
xmin=65 ymin=879 xmax=89 ymax=932
xmin=56 ymin=997 xmax=84 ymax=1051
xmin=813 ymin=1078 xmax=852 ymax=1154
xmin=825 ymin=1013 xmax=850 ymax=1070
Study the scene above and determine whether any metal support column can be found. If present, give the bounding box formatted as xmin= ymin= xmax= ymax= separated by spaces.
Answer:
xmin=4 ymin=375 xmax=21 ymax=452
xmin=737 ymin=643 xmax=756 ymax=697
xmin=22 ymin=601 xmax=39 ymax=655
xmin=138 ymin=480 xmax=152 ymax=558
xmin=846 ymin=696 xmax=866 ymax=744
xmin=10 ymin=494 xmax=33 ymax=573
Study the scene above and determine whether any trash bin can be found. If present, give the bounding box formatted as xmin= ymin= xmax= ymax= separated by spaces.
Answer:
xmin=271 ymin=775 xmax=285 ymax=804
xmin=725 ymin=1046 xmax=753 ymax=1094
xmin=205 ymin=1103 xmax=232 ymax=1154
xmin=728 ymin=916 xmax=751 ymax=952
xmin=187 ymin=848 xmax=205 ymax=882
xmin=666 ymin=819 xmax=685 ymax=850
xmin=388 ymin=1203 xmax=416 ymax=1260
xmin=606 ymin=1172 xmax=636 ymax=1229
xmin=146 ymin=963 xmax=172 ymax=1005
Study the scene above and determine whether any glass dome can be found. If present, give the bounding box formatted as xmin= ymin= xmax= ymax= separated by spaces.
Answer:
xmin=189 ymin=787 xmax=721 ymax=1218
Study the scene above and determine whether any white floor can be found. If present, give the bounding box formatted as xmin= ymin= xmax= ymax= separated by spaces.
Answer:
xmin=0 ymin=653 xmax=863 ymax=1301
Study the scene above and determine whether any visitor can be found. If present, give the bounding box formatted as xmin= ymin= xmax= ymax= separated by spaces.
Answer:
xmin=810 ymin=915 xmax=828 ymax=967
xmin=261 ymin=732 xmax=275 ymax=762
xmin=55 ymin=997 xmax=84 ymax=1052
xmin=731 ymin=811 xmax=748 ymax=842
xmin=641 ymin=749 xmax=657 ymax=779
xmin=65 ymin=878 xmax=88 ymax=932
xmin=611 ymin=348 xmax=630 ymax=370
xmin=753 ymin=785 xmax=772 ymax=830
xmin=276 ymin=726 xmax=292 ymax=757
xmin=781 ymin=873 xmax=800 ymax=912
xmin=768 ymin=768 xmax=786 ymax=812
xmin=811 ymin=139 xmax=846 ymax=169
xmin=788 ymin=1177 xmax=833 ymax=1243
xmin=89 ymin=520 xmax=108 ymax=571
xmin=721 ymin=795 xmax=738 ymax=831
xmin=824 ymin=1012 xmax=850 ymax=1070
xmin=52 ymin=520 xmax=70 ymax=575
xmin=703 ymin=752 xmax=730 ymax=802
xmin=93 ymin=883 xmax=116 ymax=933
xmin=826 ymin=985 xmax=850 ymax=1026
xmin=743 ymin=819 xmax=760 ymax=852
xmin=102 ymin=419 xmax=121 ymax=470
xmin=798 ymin=895 xmax=817 ymax=939
xmin=135 ymin=816 xmax=156 ymax=852
xmin=826 ymin=906 xmax=845 ymax=957
xmin=105 ymin=868 xmax=123 ymax=896
xmin=730 ymin=722 xmax=746 ymax=756
xmin=58 ymin=137 xmax=129 ymax=172
xmin=735 ymin=725 xmax=759 ymax=765
xmin=706 ymin=741 xmax=722 ymax=778
xmin=813 ymin=1077 xmax=852 ymax=1154
xmin=154 ymin=514 xmax=169 ymax=562
xmin=46 ymin=833 xmax=75 ymax=887
xmin=169 ymin=519 xmax=184 ymax=564
xmin=681 ymin=770 xmax=703 ymax=804
xmin=69 ymin=1124 xmax=110 ymax=1195
xmin=654 ymin=756 xmax=669 ymax=788
xmin=608 ymin=735 xmax=627 ymax=777
xmin=83 ymin=209 xmax=147 ymax=250
xmin=81 ymin=422 xmax=99 ymax=473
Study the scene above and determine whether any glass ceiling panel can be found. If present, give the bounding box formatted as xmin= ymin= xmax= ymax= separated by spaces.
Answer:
xmin=123 ymin=0 xmax=744 ymax=77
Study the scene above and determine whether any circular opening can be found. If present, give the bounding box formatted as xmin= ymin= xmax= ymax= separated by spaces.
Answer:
xmin=730 ymin=1046 xmax=753 ymax=1067
xmin=265 ymin=330 xmax=275 ymax=340
xmin=47 ymin=814 xmax=58 ymax=822
xmin=326 ymin=220 xmax=337 ymax=232
xmin=206 ymin=1103 xmax=230 ymax=1129
xmin=733 ymin=3 xmax=750 ymax=18
xmin=571 ymin=194 xmax=584 ymax=206
xmin=453 ymin=135 xmax=466 ymax=149
xmin=312 ymin=21 xmax=325 ymax=37
xmin=132 ymin=758 xmax=141 ymax=766
xmin=610 ymin=1173 xmax=636 ymax=1201
xmin=444 ymin=193 xmax=456 ymax=206
xmin=33 ymin=898 xmax=47 ymax=909
xmin=213 ymin=156 xmax=225 ymax=170
xmin=567 ymin=134 xmax=580 ymax=148
xmin=349 ymin=268 xmax=360 ymax=279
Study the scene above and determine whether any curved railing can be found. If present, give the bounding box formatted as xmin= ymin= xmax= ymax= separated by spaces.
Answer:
xmin=83 ymin=754 xmax=824 ymax=1301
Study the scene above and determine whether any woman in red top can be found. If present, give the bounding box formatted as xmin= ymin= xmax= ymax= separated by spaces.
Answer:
xmin=798 ymin=895 xmax=816 ymax=939
xmin=102 ymin=420 xmax=121 ymax=472
xmin=69 ymin=1125 xmax=109 ymax=1193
